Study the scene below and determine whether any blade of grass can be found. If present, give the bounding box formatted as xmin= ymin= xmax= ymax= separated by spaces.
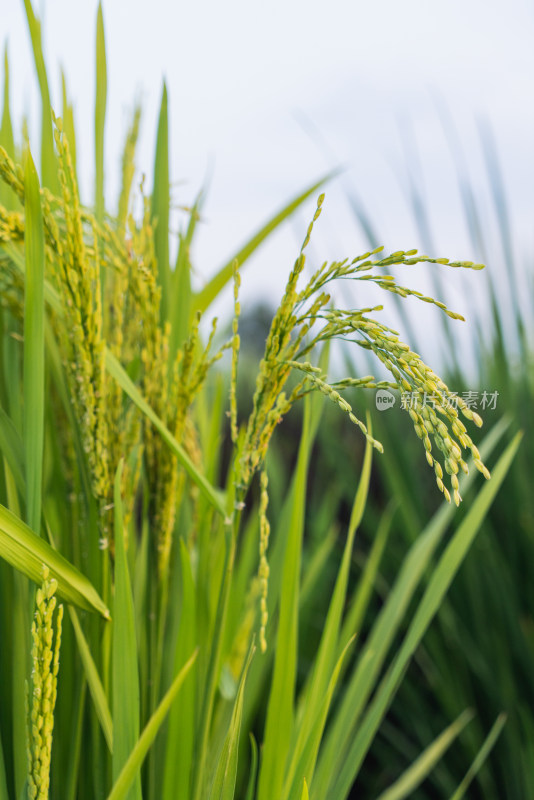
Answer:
xmin=152 ymin=81 xmax=170 ymax=321
xmin=162 ymin=540 xmax=197 ymax=800
xmin=61 ymin=71 xmax=78 ymax=186
xmin=112 ymin=461 xmax=141 ymax=799
xmin=95 ymin=3 xmax=107 ymax=225
xmin=257 ymin=395 xmax=316 ymax=800
xmin=0 ymin=45 xmax=17 ymax=210
xmin=312 ymin=417 xmax=510 ymax=797
xmin=0 ymin=733 xmax=7 ymax=800
xmin=449 ymin=713 xmax=507 ymax=800
xmin=193 ymin=172 xmax=336 ymax=314
xmin=243 ymin=735 xmax=258 ymax=800
xmin=168 ymin=194 xmax=199 ymax=363
xmin=329 ymin=431 xmax=522 ymax=799
xmin=22 ymin=0 xmax=58 ymax=193
xmin=285 ymin=637 xmax=355 ymax=800
xmin=376 ymin=710 xmax=474 ymax=800
xmin=0 ymin=501 xmax=109 ymax=616
xmin=105 ymin=349 xmax=226 ymax=516
xmin=23 ymin=145 xmax=45 ymax=534
xmin=210 ymin=644 xmax=255 ymax=800
xmin=106 ymin=648 xmax=198 ymax=800
xmin=0 ymin=406 xmax=24 ymax=495
xmin=286 ymin=424 xmax=374 ymax=790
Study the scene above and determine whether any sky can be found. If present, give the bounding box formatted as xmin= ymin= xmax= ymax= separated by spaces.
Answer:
xmin=2 ymin=0 xmax=533 ymax=368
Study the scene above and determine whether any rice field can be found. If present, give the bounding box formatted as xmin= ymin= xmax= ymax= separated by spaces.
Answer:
xmin=0 ymin=3 xmax=527 ymax=799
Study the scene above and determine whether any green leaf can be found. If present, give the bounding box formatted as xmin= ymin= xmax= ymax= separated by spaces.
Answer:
xmin=61 ymin=71 xmax=78 ymax=187
xmin=112 ymin=461 xmax=141 ymax=799
xmin=152 ymin=81 xmax=170 ymax=320
xmin=193 ymin=172 xmax=336 ymax=314
xmin=22 ymin=0 xmax=58 ymax=193
xmin=210 ymin=644 xmax=255 ymax=800
xmin=68 ymin=607 xmax=113 ymax=752
xmin=329 ymin=431 xmax=522 ymax=799
xmin=243 ymin=735 xmax=258 ymax=800
xmin=257 ymin=396 xmax=316 ymax=800
xmin=162 ymin=540 xmax=197 ymax=800
xmin=0 ymin=729 xmax=8 ymax=800
xmin=0 ymin=405 xmax=25 ymax=495
xmin=0 ymin=44 xmax=18 ymax=210
xmin=449 ymin=713 xmax=507 ymax=800
xmin=106 ymin=649 xmax=198 ymax=800
xmin=312 ymin=417 xmax=511 ymax=798
xmin=376 ymin=709 xmax=474 ymax=800
xmin=286 ymin=425 xmax=373 ymax=792
xmin=168 ymin=194 xmax=199 ymax=362
xmin=285 ymin=637 xmax=355 ymax=800
xmin=0 ymin=501 xmax=109 ymax=617
xmin=23 ymin=146 xmax=45 ymax=534
xmin=105 ymin=349 xmax=226 ymax=516
xmin=95 ymin=2 xmax=107 ymax=224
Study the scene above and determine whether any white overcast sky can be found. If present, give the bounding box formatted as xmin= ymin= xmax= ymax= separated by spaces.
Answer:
xmin=2 ymin=0 xmax=533 ymax=364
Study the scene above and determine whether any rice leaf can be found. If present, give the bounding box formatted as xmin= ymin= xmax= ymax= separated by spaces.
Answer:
xmin=328 ymin=431 xmax=522 ymax=799
xmin=68 ymin=607 xmax=113 ymax=753
xmin=112 ymin=461 xmax=141 ymax=799
xmin=0 ymin=502 xmax=109 ymax=616
xmin=0 ymin=45 xmax=17 ymax=210
xmin=285 ymin=637 xmax=355 ymax=800
xmin=312 ymin=417 xmax=510 ymax=798
xmin=95 ymin=3 xmax=107 ymax=224
xmin=449 ymin=713 xmax=507 ymax=800
xmin=337 ymin=501 xmax=394 ymax=659
xmin=152 ymin=81 xmax=170 ymax=320
xmin=286 ymin=425 xmax=373 ymax=789
xmin=193 ymin=172 xmax=336 ymax=314
xmin=0 ymin=730 xmax=8 ymax=800
xmin=61 ymin=71 xmax=78 ymax=186
xmin=243 ymin=735 xmax=258 ymax=800
xmin=210 ymin=644 xmax=255 ymax=800
xmin=0 ymin=406 xmax=24 ymax=495
xmin=23 ymin=146 xmax=45 ymax=534
xmin=105 ymin=349 xmax=226 ymax=516
xmin=168 ymin=194 xmax=199 ymax=362
xmin=22 ymin=0 xmax=58 ymax=193
xmin=162 ymin=540 xmax=197 ymax=800
xmin=257 ymin=396 xmax=316 ymax=800
xmin=376 ymin=709 xmax=474 ymax=800
xmin=106 ymin=649 xmax=198 ymax=800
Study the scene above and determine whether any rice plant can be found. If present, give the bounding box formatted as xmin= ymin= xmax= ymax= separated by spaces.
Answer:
xmin=0 ymin=3 xmax=520 ymax=799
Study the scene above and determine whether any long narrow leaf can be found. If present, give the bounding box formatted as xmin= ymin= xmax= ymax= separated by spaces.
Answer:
xmin=23 ymin=146 xmax=45 ymax=533
xmin=112 ymin=461 xmax=141 ymax=799
xmin=152 ymin=82 xmax=170 ymax=320
xmin=312 ymin=417 xmax=510 ymax=797
xmin=376 ymin=709 xmax=474 ymax=800
xmin=0 ymin=502 xmax=109 ymax=617
xmin=68 ymin=607 xmax=113 ymax=752
xmin=210 ymin=644 xmax=255 ymax=800
xmin=257 ymin=396 xmax=316 ymax=800
xmin=329 ymin=431 xmax=521 ymax=799
xmin=449 ymin=713 xmax=507 ymax=800
xmin=22 ymin=0 xmax=58 ymax=193
xmin=106 ymin=649 xmax=198 ymax=800
xmin=95 ymin=3 xmax=107 ymax=224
